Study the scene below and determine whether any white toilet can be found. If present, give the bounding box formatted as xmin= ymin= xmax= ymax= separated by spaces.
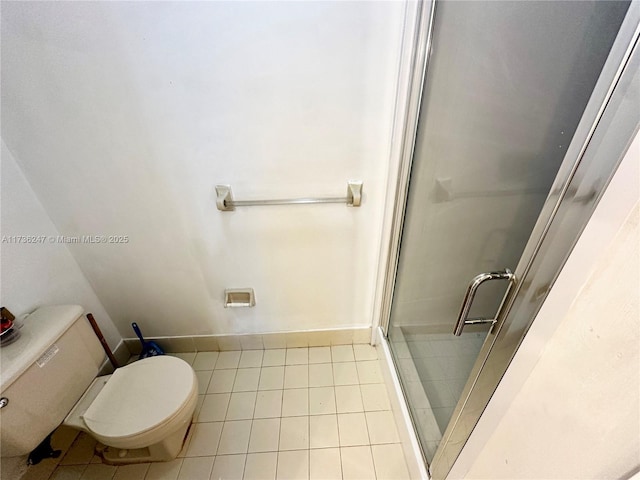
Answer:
xmin=0 ymin=305 xmax=198 ymax=464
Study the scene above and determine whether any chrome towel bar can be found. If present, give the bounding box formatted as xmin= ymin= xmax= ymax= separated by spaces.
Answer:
xmin=215 ymin=181 xmax=363 ymax=211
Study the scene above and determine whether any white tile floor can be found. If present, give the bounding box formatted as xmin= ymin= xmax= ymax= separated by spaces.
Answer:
xmin=35 ymin=346 xmax=410 ymax=480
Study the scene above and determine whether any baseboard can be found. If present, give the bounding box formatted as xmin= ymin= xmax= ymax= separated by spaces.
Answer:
xmin=123 ymin=326 xmax=372 ymax=354
xmin=376 ymin=326 xmax=430 ymax=480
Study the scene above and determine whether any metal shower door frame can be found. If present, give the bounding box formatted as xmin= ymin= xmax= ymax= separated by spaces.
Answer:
xmin=379 ymin=1 xmax=640 ymax=478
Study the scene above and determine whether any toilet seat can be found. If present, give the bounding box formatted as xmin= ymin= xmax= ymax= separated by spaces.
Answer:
xmin=82 ymin=356 xmax=197 ymax=448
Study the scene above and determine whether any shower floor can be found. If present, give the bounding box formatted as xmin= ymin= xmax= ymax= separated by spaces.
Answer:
xmin=389 ymin=325 xmax=485 ymax=461
xmin=20 ymin=345 xmax=411 ymax=480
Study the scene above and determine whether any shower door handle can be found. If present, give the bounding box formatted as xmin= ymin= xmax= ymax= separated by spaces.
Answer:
xmin=453 ymin=269 xmax=516 ymax=336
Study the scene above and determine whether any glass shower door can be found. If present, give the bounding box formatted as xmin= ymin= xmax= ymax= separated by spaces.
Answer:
xmin=386 ymin=0 xmax=629 ymax=466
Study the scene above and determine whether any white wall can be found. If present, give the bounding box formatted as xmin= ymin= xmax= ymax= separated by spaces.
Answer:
xmin=0 ymin=141 xmax=121 ymax=349
xmin=453 ymin=132 xmax=640 ymax=479
xmin=0 ymin=1 xmax=406 ymax=337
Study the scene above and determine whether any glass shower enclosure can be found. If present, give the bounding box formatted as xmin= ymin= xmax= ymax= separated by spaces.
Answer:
xmin=384 ymin=0 xmax=631 ymax=474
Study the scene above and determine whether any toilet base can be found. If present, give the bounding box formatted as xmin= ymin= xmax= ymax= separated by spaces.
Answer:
xmin=97 ymin=421 xmax=193 ymax=465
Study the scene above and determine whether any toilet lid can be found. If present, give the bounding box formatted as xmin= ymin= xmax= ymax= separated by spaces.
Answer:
xmin=82 ymin=356 xmax=196 ymax=439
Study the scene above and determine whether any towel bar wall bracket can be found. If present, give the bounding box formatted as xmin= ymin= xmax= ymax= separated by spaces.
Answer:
xmin=215 ymin=181 xmax=363 ymax=211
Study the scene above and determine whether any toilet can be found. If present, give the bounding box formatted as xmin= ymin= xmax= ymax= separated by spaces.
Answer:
xmin=0 ymin=305 xmax=198 ymax=464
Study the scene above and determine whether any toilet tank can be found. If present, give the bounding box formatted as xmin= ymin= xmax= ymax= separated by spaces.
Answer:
xmin=0 ymin=305 xmax=105 ymax=457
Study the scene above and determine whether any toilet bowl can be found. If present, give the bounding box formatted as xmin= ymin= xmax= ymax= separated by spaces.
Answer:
xmin=0 ymin=305 xmax=198 ymax=465
xmin=64 ymin=355 xmax=198 ymax=464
